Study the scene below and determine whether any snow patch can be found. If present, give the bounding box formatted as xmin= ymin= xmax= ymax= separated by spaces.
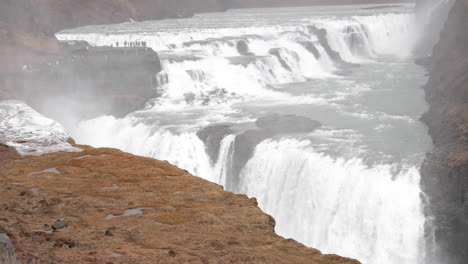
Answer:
xmin=0 ymin=100 xmax=82 ymax=156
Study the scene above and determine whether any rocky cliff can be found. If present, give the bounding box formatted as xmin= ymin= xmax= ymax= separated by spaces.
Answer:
xmin=414 ymin=0 xmax=455 ymax=57
xmin=0 ymin=101 xmax=359 ymax=264
xmin=0 ymin=0 xmax=224 ymax=34
xmin=0 ymin=0 xmax=225 ymax=115
xmin=419 ymin=0 xmax=468 ymax=263
xmin=223 ymin=0 xmax=412 ymax=8
xmin=0 ymin=142 xmax=361 ymax=264
xmin=17 ymin=44 xmax=162 ymax=121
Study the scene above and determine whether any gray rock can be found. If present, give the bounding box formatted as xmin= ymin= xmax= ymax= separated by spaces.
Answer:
xmin=0 ymin=233 xmax=16 ymax=263
xmin=236 ymin=40 xmax=249 ymax=55
xmin=0 ymin=233 xmax=13 ymax=250
xmin=307 ymin=26 xmax=359 ymax=69
xmin=52 ymin=219 xmax=66 ymax=230
xmin=269 ymin=48 xmax=292 ymax=71
xmin=197 ymin=125 xmax=233 ymax=164
xmin=228 ymin=115 xmax=321 ymax=191
xmin=236 ymin=40 xmax=255 ymax=56
xmin=299 ymin=41 xmax=321 ymax=59
xmin=15 ymin=45 xmax=162 ymax=121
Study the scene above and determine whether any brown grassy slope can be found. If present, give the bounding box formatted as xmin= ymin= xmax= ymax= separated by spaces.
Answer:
xmin=0 ymin=143 xmax=360 ymax=264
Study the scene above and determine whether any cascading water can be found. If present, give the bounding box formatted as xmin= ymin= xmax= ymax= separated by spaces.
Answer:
xmin=57 ymin=3 xmax=432 ymax=264
xmin=240 ymin=139 xmax=425 ymax=264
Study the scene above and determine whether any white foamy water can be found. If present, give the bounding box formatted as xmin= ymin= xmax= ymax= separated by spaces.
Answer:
xmin=59 ymin=3 xmax=432 ymax=264
xmin=57 ymin=4 xmax=416 ymax=109
xmin=240 ymin=139 xmax=425 ymax=264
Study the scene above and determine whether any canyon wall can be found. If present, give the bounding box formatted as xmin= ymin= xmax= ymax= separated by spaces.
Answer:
xmin=419 ymin=0 xmax=468 ymax=263
xmin=0 ymin=0 xmax=225 ymax=103
xmin=223 ymin=0 xmax=412 ymax=8
xmin=414 ymin=0 xmax=454 ymax=57
xmin=15 ymin=45 xmax=162 ymax=121
xmin=0 ymin=0 xmax=223 ymax=117
xmin=0 ymin=0 xmax=224 ymax=34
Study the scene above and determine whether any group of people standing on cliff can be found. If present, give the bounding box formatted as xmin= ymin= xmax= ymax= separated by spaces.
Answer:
xmin=112 ymin=41 xmax=147 ymax=48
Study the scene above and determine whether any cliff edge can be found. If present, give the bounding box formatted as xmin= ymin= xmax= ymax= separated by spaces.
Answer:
xmin=420 ymin=0 xmax=468 ymax=263
xmin=0 ymin=101 xmax=360 ymax=264
xmin=0 ymin=143 xmax=360 ymax=264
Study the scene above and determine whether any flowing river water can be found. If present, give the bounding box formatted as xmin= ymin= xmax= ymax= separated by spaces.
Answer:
xmin=57 ymin=3 xmax=433 ymax=264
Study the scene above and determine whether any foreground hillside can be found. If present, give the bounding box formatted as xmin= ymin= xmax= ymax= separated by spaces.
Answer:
xmin=0 ymin=143 xmax=359 ymax=264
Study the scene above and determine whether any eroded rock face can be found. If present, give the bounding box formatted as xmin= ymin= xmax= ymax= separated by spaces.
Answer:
xmin=415 ymin=0 xmax=455 ymax=57
xmin=299 ymin=41 xmax=321 ymax=59
xmin=1 ymin=0 xmax=225 ymax=34
xmin=307 ymin=26 xmax=359 ymax=71
xmin=16 ymin=44 xmax=161 ymax=119
xmin=222 ymin=0 xmax=412 ymax=9
xmin=269 ymin=48 xmax=294 ymax=71
xmin=420 ymin=1 xmax=468 ymax=263
xmin=0 ymin=0 xmax=224 ymax=112
xmin=236 ymin=40 xmax=255 ymax=56
xmin=0 ymin=234 xmax=13 ymax=251
xmin=0 ymin=143 xmax=359 ymax=264
xmin=0 ymin=235 xmax=18 ymax=264
xmin=229 ymin=115 xmax=321 ymax=191
xmin=197 ymin=125 xmax=234 ymax=164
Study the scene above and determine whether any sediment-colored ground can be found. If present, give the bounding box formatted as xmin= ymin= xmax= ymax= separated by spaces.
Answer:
xmin=0 ymin=143 xmax=360 ymax=264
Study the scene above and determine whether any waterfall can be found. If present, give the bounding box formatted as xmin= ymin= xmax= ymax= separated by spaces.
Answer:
xmin=57 ymin=12 xmax=416 ymax=108
xmin=73 ymin=118 xmax=427 ymax=264
xmin=239 ymin=139 xmax=425 ymax=264
xmin=60 ymin=4 xmax=430 ymax=264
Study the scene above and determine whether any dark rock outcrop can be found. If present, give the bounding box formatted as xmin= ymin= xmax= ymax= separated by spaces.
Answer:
xmin=300 ymin=41 xmax=321 ymax=59
xmin=308 ymin=26 xmax=359 ymax=70
xmin=236 ymin=40 xmax=255 ymax=56
xmin=222 ymin=0 xmax=413 ymax=9
xmin=419 ymin=1 xmax=468 ymax=264
xmin=15 ymin=45 xmax=161 ymax=119
xmin=0 ymin=0 xmax=225 ymax=115
xmin=230 ymin=115 xmax=321 ymax=191
xmin=0 ymin=233 xmax=14 ymax=252
xmin=197 ymin=125 xmax=234 ymax=164
xmin=1 ymin=0 xmax=226 ymax=34
xmin=269 ymin=48 xmax=294 ymax=72
xmin=0 ymin=232 xmax=16 ymax=264
xmin=52 ymin=219 xmax=66 ymax=231
xmin=197 ymin=115 xmax=322 ymax=192
xmin=415 ymin=0 xmax=455 ymax=57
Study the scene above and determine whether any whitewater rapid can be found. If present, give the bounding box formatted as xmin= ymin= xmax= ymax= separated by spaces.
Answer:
xmin=57 ymin=4 xmax=432 ymax=264
xmin=58 ymin=5 xmax=416 ymax=109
